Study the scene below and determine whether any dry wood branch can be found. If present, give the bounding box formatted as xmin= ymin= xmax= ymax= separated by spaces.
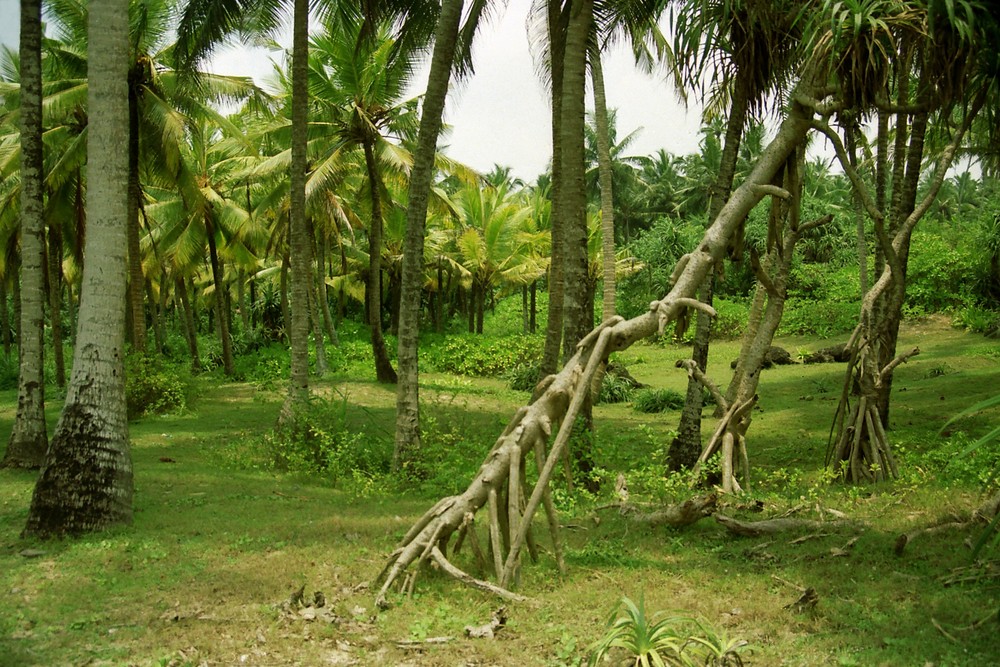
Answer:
xmin=430 ymin=546 xmax=531 ymax=604
xmin=623 ymin=493 xmax=718 ymax=527
xmin=878 ymin=347 xmax=919 ymax=385
xmin=753 ymin=184 xmax=792 ymax=199
xmin=675 ymin=359 xmax=727 ymax=409
xmin=896 ymin=493 xmax=1000 ymax=555
xmin=715 ymin=514 xmax=835 ymax=537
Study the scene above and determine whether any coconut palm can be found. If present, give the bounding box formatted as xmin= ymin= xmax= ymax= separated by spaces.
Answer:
xmin=24 ymin=0 xmax=133 ymax=538
xmin=2 ymin=0 xmax=47 ymax=469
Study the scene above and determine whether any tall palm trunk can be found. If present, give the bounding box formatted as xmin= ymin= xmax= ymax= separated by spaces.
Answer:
xmin=316 ymin=231 xmax=338 ymax=345
xmin=558 ymin=0 xmax=593 ymax=357
xmin=24 ymin=0 xmax=133 ymax=536
xmin=4 ymin=0 xmax=47 ymax=469
xmin=281 ymin=0 xmax=311 ymax=422
xmin=590 ymin=47 xmax=616 ymax=323
xmin=205 ymin=216 xmax=234 ymax=375
xmin=176 ymin=276 xmax=201 ymax=372
xmin=126 ymin=80 xmax=147 ymax=353
xmin=1 ymin=280 xmax=10 ymax=359
xmin=393 ymin=0 xmax=465 ymax=470
xmin=540 ymin=0 xmax=568 ymax=376
xmin=363 ymin=137 xmax=397 ymax=384
xmin=48 ymin=223 xmax=66 ymax=387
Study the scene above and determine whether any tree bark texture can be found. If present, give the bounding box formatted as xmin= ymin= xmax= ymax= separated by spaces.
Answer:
xmin=281 ymin=0 xmax=311 ymax=422
xmin=24 ymin=0 xmax=133 ymax=537
xmin=590 ymin=48 xmax=616 ymax=323
xmin=4 ymin=0 xmax=48 ymax=469
xmin=126 ymin=75 xmax=146 ymax=353
xmin=363 ymin=138 xmax=397 ymax=385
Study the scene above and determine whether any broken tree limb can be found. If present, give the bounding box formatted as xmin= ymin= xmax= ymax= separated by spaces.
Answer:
xmin=877 ymin=346 xmax=920 ymax=387
xmin=627 ymin=493 xmax=719 ymax=527
xmin=895 ymin=492 xmax=1000 ymax=555
xmin=430 ymin=546 xmax=530 ymax=605
xmin=373 ymin=83 xmax=821 ymax=606
xmin=715 ymin=513 xmax=840 ymax=537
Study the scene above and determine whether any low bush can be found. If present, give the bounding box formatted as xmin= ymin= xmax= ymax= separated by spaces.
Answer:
xmin=598 ymin=373 xmax=638 ymax=404
xmin=507 ymin=362 xmax=540 ymax=392
xmin=778 ymin=300 xmax=858 ymax=337
xmin=425 ymin=334 xmax=542 ymax=377
xmin=124 ymin=354 xmax=190 ymax=419
xmin=633 ymin=388 xmax=685 ymax=413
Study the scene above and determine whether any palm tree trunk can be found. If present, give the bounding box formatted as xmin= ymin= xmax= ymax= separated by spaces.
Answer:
xmin=205 ymin=218 xmax=234 ymax=375
xmin=317 ymin=232 xmax=338 ymax=345
xmin=393 ymin=0 xmax=464 ymax=470
xmin=176 ymin=276 xmax=201 ymax=372
xmin=309 ymin=270 xmax=328 ymax=377
xmin=4 ymin=0 xmax=47 ymax=469
xmin=540 ymin=0 xmax=568 ymax=377
xmin=237 ymin=269 xmax=249 ymax=333
xmin=363 ymin=137 xmax=398 ymax=384
xmin=126 ymin=81 xmax=146 ymax=353
xmin=558 ymin=0 xmax=593 ymax=358
xmin=590 ymin=47 xmax=616 ymax=323
xmin=280 ymin=0 xmax=311 ymax=422
xmin=1 ymin=280 xmax=10 ymax=359
xmin=48 ymin=223 xmax=66 ymax=387
xmin=24 ymin=0 xmax=133 ymax=536
xmin=280 ymin=256 xmax=290 ymax=343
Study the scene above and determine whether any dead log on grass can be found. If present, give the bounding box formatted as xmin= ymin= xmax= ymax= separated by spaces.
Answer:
xmin=895 ymin=492 xmax=1000 ymax=555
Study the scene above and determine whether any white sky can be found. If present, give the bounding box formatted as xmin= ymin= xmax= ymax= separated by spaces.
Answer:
xmin=1 ymin=0 xmax=705 ymax=182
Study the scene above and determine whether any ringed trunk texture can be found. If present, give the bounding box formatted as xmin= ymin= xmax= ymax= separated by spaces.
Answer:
xmin=4 ymin=0 xmax=47 ymax=469
xmin=375 ymin=85 xmax=818 ymax=604
xmin=24 ymin=0 xmax=133 ymax=537
xmin=281 ymin=0 xmax=311 ymax=422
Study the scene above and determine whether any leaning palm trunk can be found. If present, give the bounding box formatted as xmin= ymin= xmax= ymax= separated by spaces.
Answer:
xmin=590 ymin=47 xmax=616 ymax=323
xmin=374 ymin=84 xmax=820 ymax=605
xmin=24 ymin=0 xmax=132 ymax=536
xmin=362 ymin=138 xmax=397 ymax=385
xmin=4 ymin=0 xmax=47 ymax=469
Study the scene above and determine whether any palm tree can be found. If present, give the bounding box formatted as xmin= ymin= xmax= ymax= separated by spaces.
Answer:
xmin=24 ymin=0 xmax=133 ymax=537
xmin=2 ymin=0 xmax=47 ymax=469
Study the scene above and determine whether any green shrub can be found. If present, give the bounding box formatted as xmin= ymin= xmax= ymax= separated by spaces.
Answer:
xmin=0 ymin=353 xmax=18 ymax=390
xmin=507 ymin=362 xmax=541 ymax=392
xmin=124 ymin=354 xmax=190 ymax=419
xmin=778 ymin=300 xmax=858 ymax=337
xmin=907 ymin=231 xmax=978 ymax=311
xmin=598 ymin=373 xmax=637 ymax=404
xmin=712 ymin=298 xmax=749 ymax=339
xmin=955 ymin=305 xmax=1000 ymax=335
xmin=633 ymin=388 xmax=685 ymax=413
xmin=425 ymin=334 xmax=542 ymax=377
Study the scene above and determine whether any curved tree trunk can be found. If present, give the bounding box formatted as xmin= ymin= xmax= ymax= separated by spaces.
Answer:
xmin=590 ymin=47 xmax=616 ymax=323
xmin=375 ymin=82 xmax=819 ymax=605
xmin=4 ymin=0 xmax=47 ymax=469
xmin=281 ymin=0 xmax=311 ymax=423
xmin=363 ymin=138 xmax=398 ymax=385
xmin=24 ymin=0 xmax=133 ymax=536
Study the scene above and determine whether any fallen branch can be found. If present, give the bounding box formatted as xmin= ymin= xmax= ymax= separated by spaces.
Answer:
xmin=895 ymin=493 xmax=1000 ymax=556
xmin=598 ymin=493 xmax=719 ymax=528
xmin=715 ymin=513 xmax=836 ymax=537
xmin=430 ymin=546 xmax=531 ymax=605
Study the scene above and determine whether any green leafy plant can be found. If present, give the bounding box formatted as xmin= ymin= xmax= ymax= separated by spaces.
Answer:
xmin=124 ymin=353 xmax=190 ymax=419
xmin=588 ymin=595 xmax=750 ymax=667
xmin=598 ymin=373 xmax=638 ymax=404
xmin=633 ymin=388 xmax=685 ymax=413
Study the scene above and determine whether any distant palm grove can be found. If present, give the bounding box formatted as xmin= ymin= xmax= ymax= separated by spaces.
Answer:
xmin=1 ymin=0 xmax=999 ymax=554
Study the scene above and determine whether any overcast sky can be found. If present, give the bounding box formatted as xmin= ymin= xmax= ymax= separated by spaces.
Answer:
xmin=0 ymin=0 xmax=705 ymax=181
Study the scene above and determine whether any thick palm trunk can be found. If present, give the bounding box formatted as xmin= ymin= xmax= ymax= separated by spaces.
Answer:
xmin=393 ymin=0 xmax=464 ymax=471
xmin=540 ymin=0 xmax=568 ymax=376
xmin=126 ymin=83 xmax=146 ymax=353
xmin=4 ymin=0 xmax=47 ymax=469
xmin=590 ymin=47 xmax=616 ymax=323
xmin=24 ymin=0 xmax=132 ymax=536
xmin=363 ymin=138 xmax=398 ymax=384
xmin=281 ymin=0 xmax=311 ymax=422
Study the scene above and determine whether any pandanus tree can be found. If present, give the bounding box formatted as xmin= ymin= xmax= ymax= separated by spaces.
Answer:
xmin=666 ymin=0 xmax=805 ymax=473
xmin=812 ymin=0 xmax=1000 ymax=482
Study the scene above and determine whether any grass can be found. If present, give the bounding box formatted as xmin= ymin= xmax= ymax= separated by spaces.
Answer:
xmin=1 ymin=320 xmax=999 ymax=666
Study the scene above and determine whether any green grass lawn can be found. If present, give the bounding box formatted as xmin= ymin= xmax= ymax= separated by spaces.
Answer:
xmin=2 ymin=320 xmax=999 ymax=666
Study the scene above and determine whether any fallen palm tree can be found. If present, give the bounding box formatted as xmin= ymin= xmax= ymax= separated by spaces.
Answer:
xmin=373 ymin=84 xmax=831 ymax=608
